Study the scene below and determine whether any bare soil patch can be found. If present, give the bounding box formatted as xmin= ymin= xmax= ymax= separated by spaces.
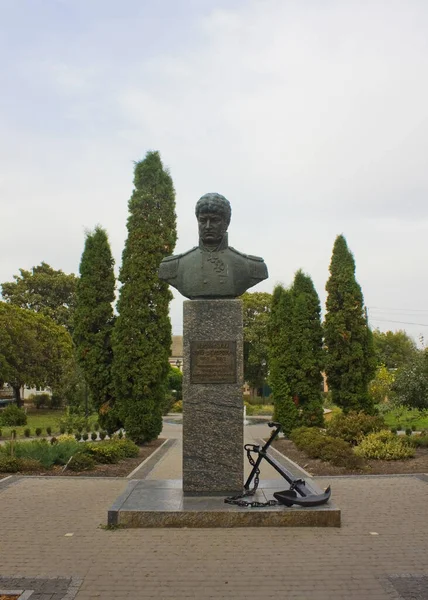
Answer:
xmin=0 ymin=438 xmax=164 ymax=478
xmin=273 ymin=439 xmax=428 ymax=476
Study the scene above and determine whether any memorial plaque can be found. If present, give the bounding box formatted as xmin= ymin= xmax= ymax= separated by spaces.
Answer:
xmin=190 ymin=341 xmax=237 ymax=384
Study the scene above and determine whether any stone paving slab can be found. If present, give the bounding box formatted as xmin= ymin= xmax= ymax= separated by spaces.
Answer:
xmin=1 ymin=476 xmax=428 ymax=599
xmin=0 ymin=576 xmax=82 ymax=600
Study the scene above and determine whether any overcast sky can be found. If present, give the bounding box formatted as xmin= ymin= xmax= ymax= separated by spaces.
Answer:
xmin=1 ymin=0 xmax=428 ymax=343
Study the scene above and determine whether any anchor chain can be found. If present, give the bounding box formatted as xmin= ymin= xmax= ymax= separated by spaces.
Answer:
xmin=224 ymin=446 xmax=279 ymax=508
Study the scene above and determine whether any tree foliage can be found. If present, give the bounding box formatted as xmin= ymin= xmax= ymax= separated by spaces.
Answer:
xmin=73 ymin=226 xmax=116 ymax=428
xmin=372 ymin=329 xmax=417 ymax=370
xmin=392 ymin=350 xmax=428 ymax=410
xmin=168 ymin=365 xmax=183 ymax=401
xmin=289 ymin=270 xmax=324 ymax=427
xmin=0 ymin=303 xmax=74 ymax=405
xmin=112 ymin=151 xmax=177 ymax=443
xmin=268 ymin=286 xmax=299 ymax=435
xmin=1 ymin=262 xmax=77 ymax=332
xmin=324 ymin=235 xmax=377 ymax=414
xmin=368 ymin=364 xmax=396 ymax=405
xmin=241 ymin=292 xmax=271 ymax=389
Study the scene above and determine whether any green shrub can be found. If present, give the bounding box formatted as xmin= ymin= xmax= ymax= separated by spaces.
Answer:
xmin=83 ymin=443 xmax=120 ymax=464
xmin=15 ymin=458 xmax=41 ymax=472
xmin=289 ymin=427 xmax=363 ymax=469
xmin=75 ymin=433 xmax=82 ymax=441
xmin=85 ymin=424 xmax=91 ymax=433
xmin=0 ymin=456 xmax=21 ymax=472
xmin=113 ymin=438 xmax=140 ymax=458
xmin=82 ymin=433 xmax=88 ymax=441
xmin=46 ymin=426 xmax=52 ymax=436
xmin=0 ymin=404 xmax=27 ymax=426
xmin=99 ymin=431 xmax=107 ymax=440
xmin=355 ymin=430 xmax=415 ymax=460
xmin=91 ymin=432 xmax=97 ymax=441
xmin=94 ymin=422 xmax=100 ymax=431
xmin=24 ymin=428 xmax=31 ymax=438
xmin=60 ymin=426 xmax=66 ymax=434
xmin=31 ymin=393 xmax=51 ymax=409
xmin=409 ymin=434 xmax=428 ymax=448
xmin=244 ymin=402 xmax=255 ymax=416
xmin=2 ymin=438 xmax=81 ymax=469
xmin=405 ymin=428 xmax=412 ymax=436
xmin=83 ymin=438 xmax=139 ymax=463
xmin=326 ymin=411 xmax=385 ymax=445
xmin=118 ymin=430 xmax=123 ymax=439
xmin=35 ymin=428 xmax=42 ymax=437
xmin=67 ymin=453 xmax=96 ymax=472
xmin=170 ymin=401 xmax=183 ymax=413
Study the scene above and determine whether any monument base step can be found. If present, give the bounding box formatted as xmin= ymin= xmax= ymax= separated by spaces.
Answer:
xmin=107 ymin=479 xmax=341 ymax=528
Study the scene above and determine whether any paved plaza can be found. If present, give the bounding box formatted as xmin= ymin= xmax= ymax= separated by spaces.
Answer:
xmin=1 ymin=420 xmax=428 ymax=599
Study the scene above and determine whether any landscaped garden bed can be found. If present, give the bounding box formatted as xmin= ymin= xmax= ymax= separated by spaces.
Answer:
xmin=273 ymin=411 xmax=428 ymax=476
xmin=273 ymin=438 xmax=428 ymax=476
xmin=0 ymin=436 xmax=164 ymax=478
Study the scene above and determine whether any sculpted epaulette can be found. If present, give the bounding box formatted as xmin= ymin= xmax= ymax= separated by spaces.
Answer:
xmin=158 ymin=248 xmax=197 ymax=281
xmin=247 ymin=254 xmax=268 ymax=280
xmin=229 ymin=247 xmax=268 ymax=280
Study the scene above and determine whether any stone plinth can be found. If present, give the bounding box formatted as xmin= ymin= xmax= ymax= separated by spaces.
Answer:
xmin=183 ymin=299 xmax=243 ymax=495
xmin=107 ymin=479 xmax=341 ymax=528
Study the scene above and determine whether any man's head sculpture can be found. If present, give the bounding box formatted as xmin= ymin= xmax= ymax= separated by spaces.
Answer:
xmin=195 ymin=193 xmax=231 ymax=247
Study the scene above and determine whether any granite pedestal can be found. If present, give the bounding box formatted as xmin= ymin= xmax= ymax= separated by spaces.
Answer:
xmin=108 ymin=478 xmax=341 ymax=528
xmin=183 ymin=299 xmax=243 ymax=495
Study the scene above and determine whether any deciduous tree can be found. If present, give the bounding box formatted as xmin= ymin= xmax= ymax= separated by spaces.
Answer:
xmin=0 ymin=303 xmax=74 ymax=405
xmin=242 ymin=292 xmax=271 ymax=391
xmin=1 ymin=262 xmax=77 ymax=332
xmin=372 ymin=329 xmax=417 ymax=370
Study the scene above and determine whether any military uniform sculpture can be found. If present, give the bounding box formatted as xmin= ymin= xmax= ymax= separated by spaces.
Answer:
xmin=158 ymin=193 xmax=268 ymax=298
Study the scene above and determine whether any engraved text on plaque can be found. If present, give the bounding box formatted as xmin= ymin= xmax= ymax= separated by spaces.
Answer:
xmin=190 ymin=341 xmax=237 ymax=384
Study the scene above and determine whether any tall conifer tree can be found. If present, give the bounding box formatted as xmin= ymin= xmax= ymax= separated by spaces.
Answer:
xmin=268 ymin=285 xmax=299 ymax=435
xmin=112 ymin=151 xmax=177 ymax=443
xmin=291 ymin=270 xmax=324 ymax=426
xmin=324 ymin=235 xmax=376 ymax=413
xmin=73 ymin=227 xmax=117 ymax=428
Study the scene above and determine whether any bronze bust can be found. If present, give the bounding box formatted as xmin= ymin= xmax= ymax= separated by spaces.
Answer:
xmin=158 ymin=193 xmax=268 ymax=299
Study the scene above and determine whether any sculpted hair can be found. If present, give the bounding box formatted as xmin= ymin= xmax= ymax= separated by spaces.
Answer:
xmin=195 ymin=193 xmax=232 ymax=226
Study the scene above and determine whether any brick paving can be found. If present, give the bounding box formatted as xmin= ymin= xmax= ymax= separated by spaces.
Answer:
xmin=1 ymin=421 xmax=428 ymax=599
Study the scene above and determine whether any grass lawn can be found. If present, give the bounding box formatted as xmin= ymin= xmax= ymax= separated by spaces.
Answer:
xmin=0 ymin=408 xmax=98 ymax=439
xmin=383 ymin=407 xmax=428 ymax=431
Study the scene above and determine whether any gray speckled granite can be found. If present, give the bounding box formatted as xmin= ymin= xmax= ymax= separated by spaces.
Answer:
xmin=108 ymin=479 xmax=341 ymax=528
xmin=183 ymin=299 xmax=244 ymax=494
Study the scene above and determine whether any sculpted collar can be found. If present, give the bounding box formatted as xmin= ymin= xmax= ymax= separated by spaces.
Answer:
xmin=199 ymin=233 xmax=229 ymax=252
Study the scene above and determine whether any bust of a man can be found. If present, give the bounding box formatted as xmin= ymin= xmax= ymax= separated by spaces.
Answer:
xmin=158 ymin=193 xmax=268 ymax=299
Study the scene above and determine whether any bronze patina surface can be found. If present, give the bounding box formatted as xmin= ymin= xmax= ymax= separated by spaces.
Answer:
xmin=190 ymin=341 xmax=237 ymax=384
xmin=158 ymin=193 xmax=268 ymax=299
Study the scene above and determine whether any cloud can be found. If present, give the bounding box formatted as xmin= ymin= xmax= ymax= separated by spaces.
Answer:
xmin=1 ymin=0 xmax=428 ymax=341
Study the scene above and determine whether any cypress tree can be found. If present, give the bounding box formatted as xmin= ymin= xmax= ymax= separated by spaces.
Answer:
xmin=112 ymin=151 xmax=177 ymax=443
xmin=290 ymin=270 xmax=324 ymax=427
xmin=268 ymin=285 xmax=299 ymax=435
xmin=324 ymin=235 xmax=376 ymax=413
xmin=73 ymin=226 xmax=117 ymax=429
